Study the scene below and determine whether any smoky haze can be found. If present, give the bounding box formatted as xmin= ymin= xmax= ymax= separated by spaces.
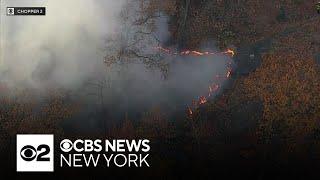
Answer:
xmin=0 ymin=0 xmax=125 ymax=88
xmin=0 ymin=0 xmax=233 ymax=118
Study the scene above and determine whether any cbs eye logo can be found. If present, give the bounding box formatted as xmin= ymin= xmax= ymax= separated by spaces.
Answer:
xmin=20 ymin=144 xmax=50 ymax=161
xmin=60 ymin=139 xmax=73 ymax=152
xmin=16 ymin=134 xmax=54 ymax=172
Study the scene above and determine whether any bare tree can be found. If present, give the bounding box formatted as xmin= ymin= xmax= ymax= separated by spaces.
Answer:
xmin=104 ymin=0 xmax=169 ymax=76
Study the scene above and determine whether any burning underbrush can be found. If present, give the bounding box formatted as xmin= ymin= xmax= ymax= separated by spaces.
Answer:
xmin=154 ymin=47 xmax=235 ymax=116
xmin=0 ymin=45 xmax=235 ymax=141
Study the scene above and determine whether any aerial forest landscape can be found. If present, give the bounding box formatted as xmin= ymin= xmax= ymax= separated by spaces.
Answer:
xmin=0 ymin=0 xmax=320 ymax=179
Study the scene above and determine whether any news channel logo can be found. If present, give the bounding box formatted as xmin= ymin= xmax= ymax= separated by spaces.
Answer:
xmin=7 ymin=7 xmax=15 ymax=16
xmin=16 ymin=134 xmax=54 ymax=172
xmin=6 ymin=7 xmax=46 ymax=16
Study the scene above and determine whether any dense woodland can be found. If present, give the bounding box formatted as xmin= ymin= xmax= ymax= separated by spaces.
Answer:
xmin=1 ymin=0 xmax=320 ymax=178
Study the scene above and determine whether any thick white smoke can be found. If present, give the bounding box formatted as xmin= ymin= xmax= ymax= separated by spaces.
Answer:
xmin=0 ymin=0 xmax=125 ymax=88
xmin=0 ymin=0 xmax=233 ymax=116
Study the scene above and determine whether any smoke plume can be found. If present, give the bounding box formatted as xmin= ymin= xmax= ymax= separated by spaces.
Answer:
xmin=0 ymin=0 xmax=233 ymax=117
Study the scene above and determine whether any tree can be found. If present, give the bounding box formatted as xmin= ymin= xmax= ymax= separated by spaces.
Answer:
xmin=104 ymin=0 xmax=172 ymax=76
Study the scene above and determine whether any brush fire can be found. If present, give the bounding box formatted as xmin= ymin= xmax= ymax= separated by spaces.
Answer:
xmin=155 ymin=47 xmax=235 ymax=116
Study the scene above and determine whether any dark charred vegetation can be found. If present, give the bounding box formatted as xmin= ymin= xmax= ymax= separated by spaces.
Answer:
xmin=1 ymin=0 xmax=320 ymax=179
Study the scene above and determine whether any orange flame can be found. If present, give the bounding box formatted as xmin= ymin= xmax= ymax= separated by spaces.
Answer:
xmin=155 ymin=47 xmax=235 ymax=57
xmin=187 ymin=107 xmax=193 ymax=116
xmin=155 ymin=46 xmax=235 ymax=117
xmin=225 ymin=49 xmax=235 ymax=57
xmin=199 ymin=96 xmax=207 ymax=105
xmin=226 ymin=70 xmax=231 ymax=78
